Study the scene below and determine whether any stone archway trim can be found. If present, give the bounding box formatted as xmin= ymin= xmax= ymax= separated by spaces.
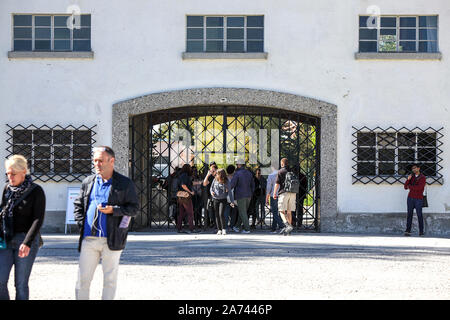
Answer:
xmin=112 ymin=87 xmax=337 ymax=231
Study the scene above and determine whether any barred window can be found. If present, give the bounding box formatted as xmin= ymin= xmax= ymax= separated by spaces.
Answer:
xmin=359 ymin=15 xmax=438 ymax=53
xmin=186 ymin=15 xmax=264 ymax=53
xmin=352 ymin=127 xmax=443 ymax=185
xmin=6 ymin=125 xmax=96 ymax=182
xmin=13 ymin=14 xmax=91 ymax=52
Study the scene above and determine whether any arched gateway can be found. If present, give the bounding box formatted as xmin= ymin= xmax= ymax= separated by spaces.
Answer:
xmin=112 ymin=88 xmax=337 ymax=232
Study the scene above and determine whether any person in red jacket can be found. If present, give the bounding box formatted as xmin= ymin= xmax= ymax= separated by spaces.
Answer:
xmin=403 ymin=164 xmax=426 ymax=236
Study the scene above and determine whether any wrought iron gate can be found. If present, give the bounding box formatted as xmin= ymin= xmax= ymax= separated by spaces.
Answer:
xmin=130 ymin=106 xmax=321 ymax=231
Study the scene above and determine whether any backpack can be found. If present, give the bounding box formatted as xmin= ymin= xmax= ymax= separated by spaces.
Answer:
xmin=284 ymin=171 xmax=300 ymax=193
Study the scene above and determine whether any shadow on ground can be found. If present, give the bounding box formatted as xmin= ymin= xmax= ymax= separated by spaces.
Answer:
xmin=36 ymin=232 xmax=450 ymax=266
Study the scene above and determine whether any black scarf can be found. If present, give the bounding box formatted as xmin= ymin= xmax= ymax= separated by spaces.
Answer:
xmin=3 ymin=174 xmax=34 ymax=219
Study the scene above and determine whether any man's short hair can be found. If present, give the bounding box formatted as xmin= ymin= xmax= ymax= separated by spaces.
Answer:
xmin=209 ymin=162 xmax=218 ymax=169
xmin=281 ymin=158 xmax=288 ymax=166
xmin=411 ymin=163 xmax=421 ymax=168
xmin=93 ymin=146 xmax=115 ymax=158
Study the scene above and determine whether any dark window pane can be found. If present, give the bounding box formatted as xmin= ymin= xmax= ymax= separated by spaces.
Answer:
xmin=357 ymin=147 xmax=375 ymax=161
xmin=187 ymin=16 xmax=203 ymax=27
xmin=35 ymin=40 xmax=51 ymax=50
xmin=399 ymin=41 xmax=416 ymax=52
xmin=400 ymin=17 xmax=416 ymax=27
xmin=227 ymin=28 xmax=244 ymax=39
xmin=398 ymin=163 xmax=412 ymax=176
xmin=14 ymin=27 xmax=32 ymax=38
xmin=35 ymin=16 xmax=51 ymax=26
xmin=359 ymin=41 xmax=377 ymax=52
xmin=35 ymin=28 xmax=51 ymax=39
xmin=247 ymin=40 xmax=263 ymax=52
xmin=421 ymin=163 xmax=436 ymax=176
xmin=73 ymin=146 xmax=91 ymax=159
xmin=13 ymin=130 xmax=32 ymax=144
xmin=206 ymin=17 xmax=223 ymax=27
xmin=206 ymin=28 xmax=223 ymax=39
xmin=398 ymin=133 xmax=416 ymax=146
xmin=226 ymin=41 xmax=244 ymax=52
xmin=73 ymin=40 xmax=91 ymax=51
xmin=399 ymin=149 xmax=415 ymax=162
xmin=247 ymin=28 xmax=263 ymax=39
xmin=419 ymin=41 xmax=437 ymax=52
xmin=357 ymin=133 xmax=375 ymax=146
xmin=380 ymin=29 xmax=396 ymax=36
xmin=54 ymin=40 xmax=71 ymax=51
xmin=54 ymin=160 xmax=70 ymax=173
xmin=418 ymin=148 xmax=436 ymax=162
xmin=359 ymin=16 xmax=377 ymax=28
xmin=54 ymin=28 xmax=71 ymax=39
xmin=227 ymin=17 xmax=244 ymax=27
xmin=247 ymin=16 xmax=264 ymax=27
xmin=419 ymin=16 xmax=438 ymax=28
xmin=419 ymin=29 xmax=438 ymax=41
xmin=54 ymin=146 xmax=70 ymax=159
xmin=357 ymin=162 xmax=375 ymax=176
xmin=418 ymin=133 xmax=436 ymax=147
xmin=379 ymin=163 xmax=395 ymax=175
xmin=187 ymin=28 xmax=203 ymax=39
xmin=400 ymin=29 xmax=416 ymax=40
xmin=73 ymin=130 xmax=91 ymax=144
xmin=186 ymin=40 xmax=203 ymax=52
xmin=73 ymin=160 xmax=92 ymax=174
xmin=377 ymin=133 xmax=395 ymax=147
xmin=34 ymin=130 xmax=52 ymax=144
xmin=14 ymin=15 xmax=32 ymax=26
xmin=34 ymin=160 xmax=50 ymax=173
xmin=74 ymin=28 xmax=91 ymax=39
xmin=13 ymin=145 xmax=32 ymax=159
xmin=53 ymin=130 xmax=72 ymax=144
xmin=381 ymin=17 xmax=396 ymax=28
xmin=14 ymin=40 xmax=32 ymax=51
xmin=34 ymin=146 xmax=51 ymax=159
xmin=54 ymin=16 xmax=71 ymax=27
xmin=379 ymin=149 xmax=395 ymax=161
xmin=359 ymin=28 xmax=377 ymax=40
xmin=206 ymin=40 xmax=223 ymax=52
xmin=81 ymin=15 xmax=91 ymax=27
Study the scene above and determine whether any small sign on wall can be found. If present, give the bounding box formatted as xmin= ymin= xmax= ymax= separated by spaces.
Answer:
xmin=65 ymin=187 xmax=81 ymax=234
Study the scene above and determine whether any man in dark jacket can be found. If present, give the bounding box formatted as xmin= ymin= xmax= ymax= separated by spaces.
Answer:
xmin=230 ymin=162 xmax=255 ymax=233
xmin=74 ymin=146 xmax=138 ymax=300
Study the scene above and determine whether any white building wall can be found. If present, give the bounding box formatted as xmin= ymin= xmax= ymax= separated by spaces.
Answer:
xmin=0 ymin=0 xmax=449 ymax=221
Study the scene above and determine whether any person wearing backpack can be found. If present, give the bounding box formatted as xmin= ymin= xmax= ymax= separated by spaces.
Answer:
xmin=273 ymin=158 xmax=298 ymax=236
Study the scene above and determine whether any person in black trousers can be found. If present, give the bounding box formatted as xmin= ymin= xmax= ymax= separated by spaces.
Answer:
xmin=0 ymin=155 xmax=46 ymax=300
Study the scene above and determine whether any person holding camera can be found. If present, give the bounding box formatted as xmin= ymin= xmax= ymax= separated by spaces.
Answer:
xmin=0 ymin=155 xmax=46 ymax=300
xmin=74 ymin=146 xmax=138 ymax=300
xmin=202 ymin=162 xmax=218 ymax=230
xmin=403 ymin=164 xmax=426 ymax=236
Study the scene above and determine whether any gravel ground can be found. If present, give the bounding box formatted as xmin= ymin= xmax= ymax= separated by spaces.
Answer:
xmin=6 ymin=232 xmax=450 ymax=300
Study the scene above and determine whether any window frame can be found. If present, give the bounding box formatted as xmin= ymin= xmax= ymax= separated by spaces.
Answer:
xmin=12 ymin=14 xmax=91 ymax=52
xmin=186 ymin=15 xmax=264 ymax=53
xmin=6 ymin=124 xmax=97 ymax=183
xmin=358 ymin=14 xmax=439 ymax=54
xmin=352 ymin=127 xmax=444 ymax=185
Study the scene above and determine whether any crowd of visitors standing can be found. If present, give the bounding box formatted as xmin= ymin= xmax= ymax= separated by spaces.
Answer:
xmin=168 ymin=158 xmax=308 ymax=235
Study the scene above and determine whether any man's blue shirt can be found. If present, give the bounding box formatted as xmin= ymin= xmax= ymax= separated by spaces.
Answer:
xmin=83 ymin=175 xmax=112 ymax=238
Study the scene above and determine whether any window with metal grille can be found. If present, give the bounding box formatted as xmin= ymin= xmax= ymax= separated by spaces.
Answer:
xmin=6 ymin=124 xmax=96 ymax=182
xmin=186 ymin=15 xmax=264 ymax=53
xmin=359 ymin=15 xmax=438 ymax=53
xmin=352 ymin=127 xmax=443 ymax=184
xmin=13 ymin=14 xmax=91 ymax=52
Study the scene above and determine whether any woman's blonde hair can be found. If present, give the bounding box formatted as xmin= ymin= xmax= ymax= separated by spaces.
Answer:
xmin=5 ymin=154 xmax=29 ymax=174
